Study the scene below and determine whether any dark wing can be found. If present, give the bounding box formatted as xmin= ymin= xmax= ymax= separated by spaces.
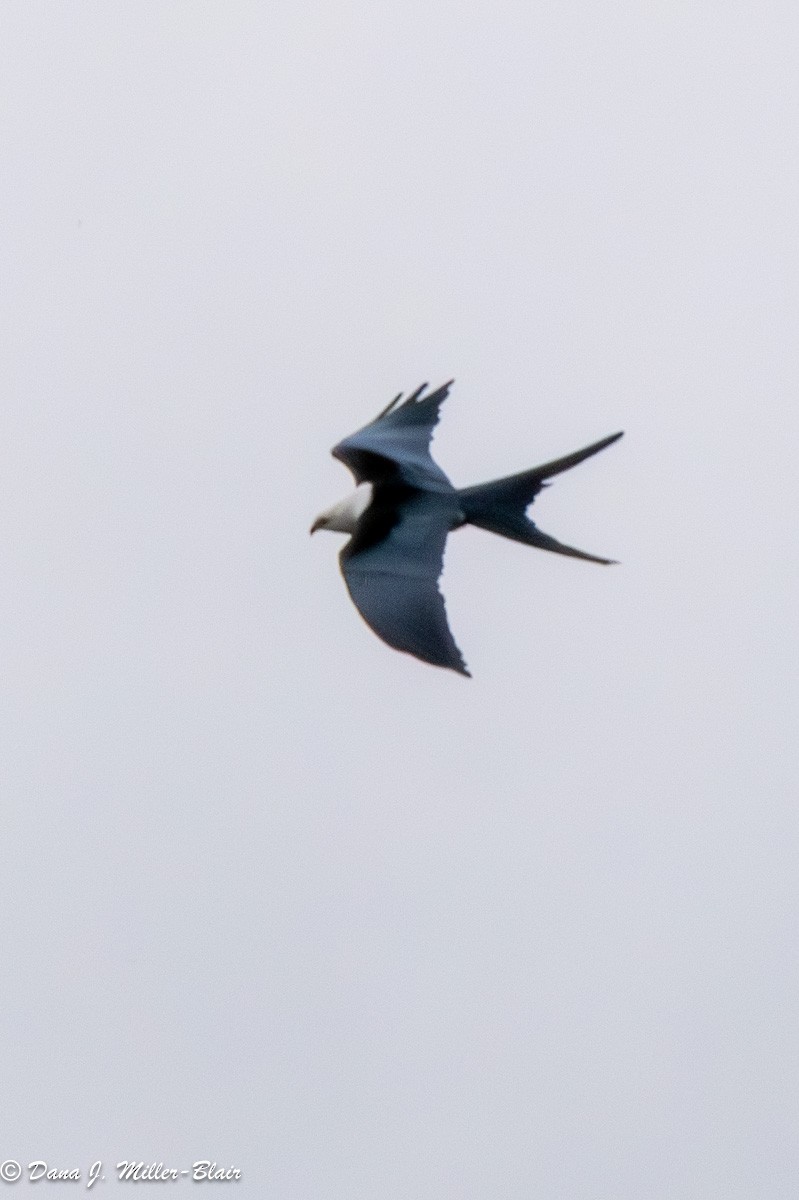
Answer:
xmin=332 ymin=381 xmax=454 ymax=491
xmin=339 ymin=488 xmax=469 ymax=676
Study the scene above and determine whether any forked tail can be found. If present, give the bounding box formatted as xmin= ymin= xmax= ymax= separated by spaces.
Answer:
xmin=457 ymin=431 xmax=623 ymax=564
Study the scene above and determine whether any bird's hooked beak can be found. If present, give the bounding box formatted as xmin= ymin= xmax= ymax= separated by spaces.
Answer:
xmin=309 ymin=515 xmax=325 ymax=535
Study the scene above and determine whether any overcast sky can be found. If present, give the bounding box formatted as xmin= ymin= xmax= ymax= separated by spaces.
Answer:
xmin=1 ymin=3 xmax=798 ymax=1196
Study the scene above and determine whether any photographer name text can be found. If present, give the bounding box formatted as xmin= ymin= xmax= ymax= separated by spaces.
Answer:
xmin=0 ymin=1160 xmax=241 ymax=1186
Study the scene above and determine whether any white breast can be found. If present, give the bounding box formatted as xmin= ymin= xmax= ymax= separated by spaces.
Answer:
xmin=320 ymin=483 xmax=374 ymax=533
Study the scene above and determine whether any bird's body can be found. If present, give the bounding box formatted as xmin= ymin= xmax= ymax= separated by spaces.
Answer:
xmin=312 ymin=382 xmax=622 ymax=676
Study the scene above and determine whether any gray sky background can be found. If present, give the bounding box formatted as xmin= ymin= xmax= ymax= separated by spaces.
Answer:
xmin=1 ymin=3 xmax=798 ymax=1196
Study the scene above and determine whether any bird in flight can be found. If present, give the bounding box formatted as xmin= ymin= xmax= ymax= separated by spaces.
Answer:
xmin=311 ymin=381 xmax=622 ymax=676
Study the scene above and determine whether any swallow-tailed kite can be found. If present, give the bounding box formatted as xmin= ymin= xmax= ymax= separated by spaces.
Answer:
xmin=311 ymin=382 xmax=622 ymax=676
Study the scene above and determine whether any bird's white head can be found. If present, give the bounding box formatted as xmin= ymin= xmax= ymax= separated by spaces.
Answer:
xmin=310 ymin=483 xmax=373 ymax=535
